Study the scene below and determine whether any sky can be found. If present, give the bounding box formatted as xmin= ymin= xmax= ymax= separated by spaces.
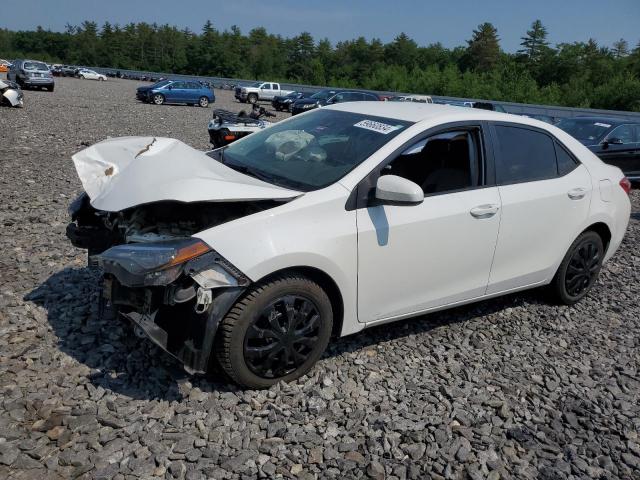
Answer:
xmin=3 ymin=0 xmax=640 ymax=52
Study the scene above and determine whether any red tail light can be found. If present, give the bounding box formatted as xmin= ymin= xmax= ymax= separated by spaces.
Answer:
xmin=619 ymin=177 xmax=631 ymax=195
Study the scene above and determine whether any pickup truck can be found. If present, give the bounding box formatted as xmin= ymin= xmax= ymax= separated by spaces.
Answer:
xmin=235 ymin=82 xmax=294 ymax=104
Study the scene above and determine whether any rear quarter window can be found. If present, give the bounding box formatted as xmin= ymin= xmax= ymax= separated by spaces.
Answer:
xmin=555 ymin=142 xmax=580 ymax=176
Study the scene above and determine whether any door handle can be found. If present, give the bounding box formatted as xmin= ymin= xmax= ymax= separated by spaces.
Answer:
xmin=567 ymin=188 xmax=587 ymax=200
xmin=470 ymin=204 xmax=499 ymax=219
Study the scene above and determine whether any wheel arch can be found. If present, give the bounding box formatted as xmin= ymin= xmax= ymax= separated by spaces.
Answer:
xmin=254 ymin=266 xmax=345 ymax=339
xmin=581 ymin=221 xmax=612 ymax=252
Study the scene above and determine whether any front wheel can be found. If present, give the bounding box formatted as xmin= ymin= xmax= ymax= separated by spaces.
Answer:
xmin=247 ymin=93 xmax=258 ymax=104
xmin=152 ymin=93 xmax=165 ymax=105
xmin=215 ymin=275 xmax=333 ymax=388
xmin=198 ymin=96 xmax=209 ymax=107
xmin=549 ymin=231 xmax=604 ymax=305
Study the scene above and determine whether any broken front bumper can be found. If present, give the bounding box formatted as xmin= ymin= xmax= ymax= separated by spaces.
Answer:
xmin=98 ymin=249 xmax=249 ymax=374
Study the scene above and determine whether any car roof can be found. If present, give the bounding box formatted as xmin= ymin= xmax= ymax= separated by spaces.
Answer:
xmin=326 ymin=101 xmax=515 ymax=123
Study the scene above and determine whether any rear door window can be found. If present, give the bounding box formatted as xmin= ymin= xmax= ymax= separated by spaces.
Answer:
xmin=494 ymin=125 xmax=557 ymax=184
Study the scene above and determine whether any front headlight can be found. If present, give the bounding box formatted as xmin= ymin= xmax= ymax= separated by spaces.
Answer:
xmin=97 ymin=238 xmax=211 ymax=275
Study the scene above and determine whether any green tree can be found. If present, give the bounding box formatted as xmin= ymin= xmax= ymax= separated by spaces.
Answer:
xmin=518 ymin=20 xmax=549 ymax=63
xmin=612 ymin=38 xmax=629 ymax=58
xmin=462 ymin=23 xmax=501 ymax=72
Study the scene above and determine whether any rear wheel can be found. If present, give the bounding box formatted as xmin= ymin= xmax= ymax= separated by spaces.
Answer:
xmin=215 ymin=275 xmax=333 ymax=388
xmin=549 ymin=231 xmax=604 ymax=305
xmin=199 ymin=96 xmax=209 ymax=107
xmin=152 ymin=93 xmax=165 ymax=105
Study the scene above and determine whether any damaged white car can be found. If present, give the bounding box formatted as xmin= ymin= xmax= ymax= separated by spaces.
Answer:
xmin=0 ymin=79 xmax=24 ymax=107
xmin=67 ymin=103 xmax=631 ymax=388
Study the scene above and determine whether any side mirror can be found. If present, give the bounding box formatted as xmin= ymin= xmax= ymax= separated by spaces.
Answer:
xmin=375 ymin=175 xmax=423 ymax=205
xmin=605 ymin=137 xmax=623 ymax=145
xmin=167 ymin=85 xmax=172 ymax=90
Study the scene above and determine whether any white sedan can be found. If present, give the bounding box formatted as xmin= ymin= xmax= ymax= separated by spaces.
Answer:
xmin=78 ymin=69 xmax=106 ymax=81
xmin=67 ymin=103 xmax=631 ymax=388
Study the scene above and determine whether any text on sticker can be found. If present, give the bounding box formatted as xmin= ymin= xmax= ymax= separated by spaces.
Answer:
xmin=354 ymin=120 xmax=402 ymax=134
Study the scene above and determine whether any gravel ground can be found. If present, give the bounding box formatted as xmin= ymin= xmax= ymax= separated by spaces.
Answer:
xmin=0 ymin=77 xmax=639 ymax=480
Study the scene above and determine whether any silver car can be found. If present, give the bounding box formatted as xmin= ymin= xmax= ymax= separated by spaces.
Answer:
xmin=7 ymin=59 xmax=55 ymax=92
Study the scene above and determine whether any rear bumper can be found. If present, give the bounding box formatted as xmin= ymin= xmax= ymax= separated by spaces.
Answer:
xmin=21 ymin=78 xmax=54 ymax=87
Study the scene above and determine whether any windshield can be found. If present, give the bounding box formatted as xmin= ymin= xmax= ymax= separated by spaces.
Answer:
xmin=24 ymin=61 xmax=48 ymax=71
xmin=310 ymin=90 xmax=335 ymax=100
xmin=556 ymin=118 xmax=613 ymax=144
xmin=216 ymin=109 xmax=412 ymax=191
xmin=249 ymin=82 xmax=263 ymax=88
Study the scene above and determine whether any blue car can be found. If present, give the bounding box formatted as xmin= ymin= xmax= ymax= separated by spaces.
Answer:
xmin=137 ymin=80 xmax=215 ymax=107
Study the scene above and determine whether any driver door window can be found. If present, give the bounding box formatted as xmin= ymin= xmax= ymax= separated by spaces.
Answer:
xmin=607 ymin=125 xmax=635 ymax=144
xmin=382 ymin=130 xmax=481 ymax=195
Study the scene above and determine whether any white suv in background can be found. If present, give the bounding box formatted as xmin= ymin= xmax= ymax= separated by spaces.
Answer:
xmin=78 ymin=69 xmax=107 ymax=81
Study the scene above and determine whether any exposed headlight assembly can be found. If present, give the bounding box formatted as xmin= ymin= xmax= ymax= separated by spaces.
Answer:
xmin=96 ymin=238 xmax=211 ymax=286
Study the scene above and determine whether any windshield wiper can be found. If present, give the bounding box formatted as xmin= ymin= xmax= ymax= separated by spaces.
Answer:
xmin=225 ymin=162 xmax=274 ymax=183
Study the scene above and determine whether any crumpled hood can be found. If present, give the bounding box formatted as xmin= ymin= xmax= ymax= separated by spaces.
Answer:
xmin=72 ymin=136 xmax=302 ymax=212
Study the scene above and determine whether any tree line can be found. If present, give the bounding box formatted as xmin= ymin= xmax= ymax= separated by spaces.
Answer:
xmin=1 ymin=20 xmax=640 ymax=111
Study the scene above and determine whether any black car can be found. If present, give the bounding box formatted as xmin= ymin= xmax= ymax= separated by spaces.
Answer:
xmin=472 ymin=101 xmax=507 ymax=113
xmin=59 ymin=65 xmax=77 ymax=77
xmin=291 ymin=89 xmax=381 ymax=115
xmin=556 ymin=117 xmax=640 ymax=181
xmin=272 ymin=91 xmax=309 ymax=111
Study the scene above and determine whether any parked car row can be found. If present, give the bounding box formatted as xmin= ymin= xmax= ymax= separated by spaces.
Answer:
xmin=291 ymin=89 xmax=382 ymax=115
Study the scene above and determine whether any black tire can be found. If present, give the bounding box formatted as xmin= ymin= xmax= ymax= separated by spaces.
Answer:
xmin=152 ymin=93 xmax=165 ymax=105
xmin=549 ymin=231 xmax=604 ymax=305
xmin=198 ymin=96 xmax=209 ymax=107
xmin=215 ymin=275 xmax=333 ymax=388
xmin=46 ymin=85 xmax=54 ymax=92
xmin=247 ymin=93 xmax=258 ymax=104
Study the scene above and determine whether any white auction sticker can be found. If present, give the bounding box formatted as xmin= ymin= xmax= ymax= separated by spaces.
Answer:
xmin=354 ymin=120 xmax=402 ymax=134
xmin=594 ymin=122 xmax=611 ymax=128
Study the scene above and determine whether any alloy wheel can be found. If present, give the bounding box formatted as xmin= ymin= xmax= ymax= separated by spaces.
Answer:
xmin=565 ymin=240 xmax=601 ymax=297
xmin=199 ymin=96 xmax=209 ymax=107
xmin=153 ymin=94 xmax=164 ymax=105
xmin=243 ymin=295 xmax=321 ymax=378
